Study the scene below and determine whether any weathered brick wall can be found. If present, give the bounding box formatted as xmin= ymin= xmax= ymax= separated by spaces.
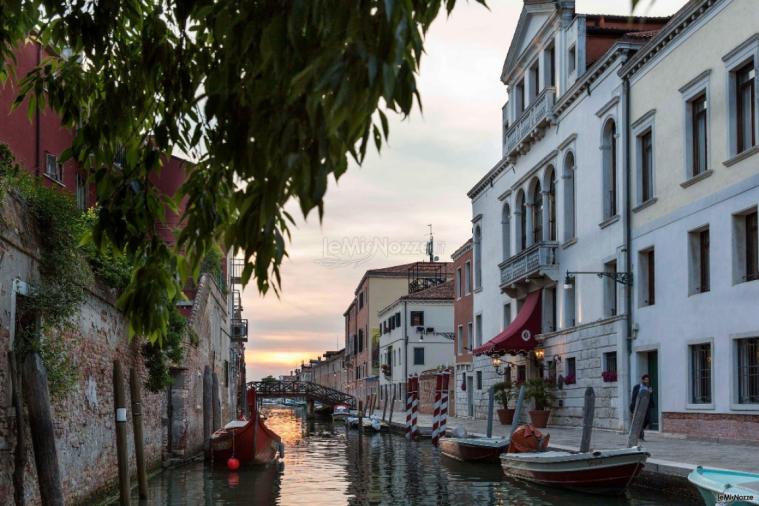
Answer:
xmin=663 ymin=412 xmax=759 ymax=443
xmin=0 ymin=192 xmax=234 ymax=505
xmin=418 ymin=368 xmax=454 ymax=416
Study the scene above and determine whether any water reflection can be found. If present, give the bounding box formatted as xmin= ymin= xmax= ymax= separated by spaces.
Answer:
xmin=132 ymin=407 xmax=680 ymax=505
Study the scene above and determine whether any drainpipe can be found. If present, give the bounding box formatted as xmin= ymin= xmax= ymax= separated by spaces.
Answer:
xmin=403 ymin=300 xmax=408 ymax=400
xmin=622 ymin=58 xmax=634 ymax=431
xmin=34 ymin=43 xmax=41 ymax=177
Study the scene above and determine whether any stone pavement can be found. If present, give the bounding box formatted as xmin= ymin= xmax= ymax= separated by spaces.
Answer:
xmin=370 ymin=409 xmax=759 ymax=474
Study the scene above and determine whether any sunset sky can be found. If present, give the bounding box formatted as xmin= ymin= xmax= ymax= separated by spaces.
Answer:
xmin=243 ymin=0 xmax=687 ymax=380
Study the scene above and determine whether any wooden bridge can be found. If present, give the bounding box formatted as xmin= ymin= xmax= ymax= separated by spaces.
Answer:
xmin=250 ymin=380 xmax=355 ymax=408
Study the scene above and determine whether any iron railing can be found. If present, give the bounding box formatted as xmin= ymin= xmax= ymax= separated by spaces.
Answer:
xmin=231 ymin=318 xmax=248 ymax=342
xmin=499 ymin=241 xmax=559 ymax=287
xmin=250 ymin=380 xmax=356 ymax=408
xmin=503 ymin=87 xmax=555 ymax=159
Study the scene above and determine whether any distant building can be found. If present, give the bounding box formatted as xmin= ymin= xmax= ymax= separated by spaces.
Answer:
xmin=451 ymin=240 xmax=474 ymax=417
xmin=311 ymin=349 xmax=347 ymax=392
xmin=378 ymin=280 xmax=455 ymax=406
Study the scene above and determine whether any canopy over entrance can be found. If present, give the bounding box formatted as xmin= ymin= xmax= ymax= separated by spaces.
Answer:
xmin=473 ymin=290 xmax=541 ymax=356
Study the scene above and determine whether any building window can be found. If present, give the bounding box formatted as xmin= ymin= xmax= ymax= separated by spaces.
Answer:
xmin=639 ymin=248 xmax=656 ymax=307
xmin=529 ymin=60 xmax=540 ymax=100
xmin=502 ymin=204 xmax=511 ymax=261
xmin=515 ymin=78 xmax=525 ymax=115
xmin=358 ymin=329 xmax=364 ymax=352
xmin=456 ymin=268 xmax=462 ymax=298
xmin=545 ymin=43 xmax=555 ymax=88
xmin=568 ymin=44 xmax=576 ymax=74
xmin=737 ymin=337 xmax=759 ymax=404
xmin=735 ymin=61 xmax=756 ymax=154
xmin=475 ymin=314 xmax=483 ymax=348
xmin=638 ymin=129 xmax=654 ymax=204
xmin=604 ymin=260 xmax=618 ymax=317
xmin=689 ymin=92 xmax=708 ymax=177
xmin=76 ymin=173 xmax=87 ymax=210
xmin=532 ymin=180 xmax=543 ymax=244
xmin=517 ymin=190 xmax=527 ymax=251
xmin=464 ymin=261 xmax=472 ymax=294
xmin=410 ymin=311 xmax=424 ymax=326
xmin=603 ymin=352 xmax=617 ymax=374
xmin=503 ymin=303 xmax=512 ymax=330
xmin=543 ymin=286 xmax=556 ymax=332
xmin=473 ymin=226 xmax=482 ymax=290
xmin=564 ymin=284 xmax=575 ymax=327
xmin=395 ymin=313 xmax=401 ymax=327
xmin=413 ymin=347 xmax=425 ymax=366
xmin=358 ymin=292 xmax=364 ymax=310
xmin=467 ymin=322 xmax=473 ymax=351
xmin=602 ymin=120 xmax=617 ymax=218
xmin=44 ymin=153 xmax=63 ymax=183
xmin=476 ymin=370 xmax=482 ymax=390
xmin=547 ymin=167 xmax=557 ymax=241
xmin=690 ymin=343 xmax=712 ymax=404
xmin=457 ymin=325 xmax=464 ymax=355
xmin=689 ymin=227 xmax=710 ymax=294
xmin=563 ymin=152 xmax=575 ymax=241
xmin=224 ymin=360 xmax=229 ymax=387
xmin=517 ymin=365 xmax=526 ymax=384
xmin=566 ymin=357 xmax=576 ymax=381
xmin=734 ymin=208 xmax=759 ymax=283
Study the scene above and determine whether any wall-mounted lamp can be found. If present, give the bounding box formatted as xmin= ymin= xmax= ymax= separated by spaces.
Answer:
xmin=490 ymin=355 xmax=504 ymax=375
xmin=533 ymin=348 xmax=545 ymax=361
xmin=565 ymin=270 xmax=633 ymax=288
xmin=552 ymin=354 xmax=562 ymax=363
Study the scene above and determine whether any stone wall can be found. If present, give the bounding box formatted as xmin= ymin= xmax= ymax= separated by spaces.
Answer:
xmin=662 ymin=412 xmax=759 ymax=444
xmin=418 ymin=368 xmax=455 ymax=416
xmin=0 ymin=191 xmax=235 ymax=504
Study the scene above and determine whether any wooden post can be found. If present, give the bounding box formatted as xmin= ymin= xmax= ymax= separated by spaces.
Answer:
xmin=579 ymin=387 xmax=595 ymax=453
xmin=203 ymin=366 xmax=212 ymax=453
xmin=388 ymin=391 xmax=396 ymax=425
xmin=381 ymin=393 xmax=388 ymax=423
xmin=212 ymin=372 xmax=221 ymax=431
xmin=112 ymin=360 xmax=129 ymax=506
xmin=130 ymin=368 xmax=148 ymax=499
xmin=509 ymin=385 xmax=526 ymax=438
xmin=628 ymin=389 xmax=650 ymax=447
xmin=9 ymin=351 xmax=25 ymax=506
xmin=358 ymin=400 xmax=363 ymax=433
xmin=486 ymin=386 xmax=495 ymax=438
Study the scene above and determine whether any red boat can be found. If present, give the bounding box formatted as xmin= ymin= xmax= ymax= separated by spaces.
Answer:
xmin=439 ymin=425 xmax=550 ymax=463
xmin=210 ymin=386 xmax=282 ymax=465
xmin=500 ymin=446 xmax=649 ymax=495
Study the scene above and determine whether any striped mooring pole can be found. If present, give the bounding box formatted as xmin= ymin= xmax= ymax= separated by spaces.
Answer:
xmin=411 ymin=374 xmax=420 ymax=440
xmin=438 ymin=372 xmax=450 ymax=440
xmin=431 ymin=372 xmax=443 ymax=446
xmin=405 ymin=375 xmax=413 ymax=440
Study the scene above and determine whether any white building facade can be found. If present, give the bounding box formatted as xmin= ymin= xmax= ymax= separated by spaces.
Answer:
xmin=622 ymin=0 xmax=759 ymax=440
xmin=468 ymin=0 xmax=669 ymax=429
xmin=378 ymin=282 xmax=456 ymax=400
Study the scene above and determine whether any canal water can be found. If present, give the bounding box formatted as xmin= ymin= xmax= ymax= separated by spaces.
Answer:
xmin=132 ymin=406 xmax=680 ymax=505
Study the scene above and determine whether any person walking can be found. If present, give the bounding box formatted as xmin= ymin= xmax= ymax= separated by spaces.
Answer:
xmin=629 ymin=374 xmax=655 ymax=441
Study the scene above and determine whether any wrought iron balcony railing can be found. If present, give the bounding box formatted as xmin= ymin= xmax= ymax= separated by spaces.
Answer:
xmin=503 ymin=87 xmax=555 ymax=160
xmin=499 ymin=241 xmax=559 ymax=288
xmin=231 ymin=318 xmax=249 ymax=342
xmin=230 ymin=258 xmax=245 ymax=285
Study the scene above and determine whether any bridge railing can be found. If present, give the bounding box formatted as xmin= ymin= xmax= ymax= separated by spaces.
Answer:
xmin=250 ymin=380 xmax=356 ymax=408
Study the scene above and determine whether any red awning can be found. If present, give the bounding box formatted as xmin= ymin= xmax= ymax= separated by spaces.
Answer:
xmin=473 ymin=290 xmax=542 ymax=356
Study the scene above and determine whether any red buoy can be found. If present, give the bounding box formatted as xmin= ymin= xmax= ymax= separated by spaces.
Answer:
xmin=227 ymin=457 xmax=240 ymax=471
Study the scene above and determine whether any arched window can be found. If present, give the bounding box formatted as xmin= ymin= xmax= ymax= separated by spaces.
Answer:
xmin=502 ymin=204 xmax=511 ymax=260
xmin=564 ymin=152 xmax=576 ymax=240
xmin=517 ymin=190 xmax=527 ymax=251
xmin=547 ymin=166 xmax=557 ymax=241
xmin=532 ymin=180 xmax=543 ymax=244
xmin=602 ymin=120 xmax=617 ymax=219
xmin=474 ymin=225 xmax=482 ymax=289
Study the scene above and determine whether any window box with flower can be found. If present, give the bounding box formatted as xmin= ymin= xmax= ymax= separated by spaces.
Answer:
xmin=602 ymin=371 xmax=618 ymax=382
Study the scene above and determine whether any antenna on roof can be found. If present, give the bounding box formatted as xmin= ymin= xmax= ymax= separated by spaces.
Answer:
xmin=426 ymin=224 xmax=434 ymax=262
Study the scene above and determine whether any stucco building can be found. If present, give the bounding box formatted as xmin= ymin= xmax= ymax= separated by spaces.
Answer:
xmin=451 ymin=240 xmax=475 ymax=417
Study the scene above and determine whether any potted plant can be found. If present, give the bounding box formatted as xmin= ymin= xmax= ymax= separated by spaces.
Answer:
xmin=525 ymin=378 xmax=555 ymax=428
xmin=602 ymin=371 xmax=617 ymax=383
xmin=493 ymin=380 xmax=515 ymax=424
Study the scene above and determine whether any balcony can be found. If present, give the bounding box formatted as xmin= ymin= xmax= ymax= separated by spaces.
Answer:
xmin=499 ymin=241 xmax=559 ymax=298
xmin=230 ymin=258 xmax=245 ymax=285
xmin=231 ymin=318 xmax=248 ymax=342
xmin=503 ymin=87 xmax=556 ymax=161
xmin=232 ymin=289 xmax=243 ymax=318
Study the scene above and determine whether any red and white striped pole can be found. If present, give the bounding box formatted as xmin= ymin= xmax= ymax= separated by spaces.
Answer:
xmin=431 ymin=372 xmax=443 ymax=446
xmin=438 ymin=371 xmax=450 ymax=440
xmin=405 ymin=375 xmax=413 ymax=440
xmin=411 ymin=374 xmax=419 ymax=440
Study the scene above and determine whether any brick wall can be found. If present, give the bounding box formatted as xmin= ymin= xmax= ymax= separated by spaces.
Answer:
xmin=663 ymin=412 xmax=759 ymax=443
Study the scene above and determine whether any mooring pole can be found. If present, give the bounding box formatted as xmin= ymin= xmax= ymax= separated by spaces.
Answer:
xmin=381 ymin=392 xmax=388 ymax=422
xmin=358 ymin=400 xmax=364 ymax=433
xmin=203 ymin=366 xmax=212 ymax=454
xmin=509 ymin=385 xmax=526 ymax=438
xmin=628 ymin=389 xmax=650 ymax=447
xmin=130 ymin=368 xmax=148 ymax=499
xmin=579 ymin=387 xmax=595 ymax=453
xmin=486 ymin=385 xmax=495 ymax=438
xmin=113 ymin=360 xmax=130 ymax=506
xmin=388 ymin=391 xmax=396 ymax=425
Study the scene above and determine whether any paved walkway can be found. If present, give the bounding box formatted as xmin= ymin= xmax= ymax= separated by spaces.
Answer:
xmin=370 ymin=409 xmax=759 ymax=474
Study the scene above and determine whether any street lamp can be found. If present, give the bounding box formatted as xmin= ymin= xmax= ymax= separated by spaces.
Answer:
xmin=564 ymin=270 xmax=633 ymax=288
xmin=490 ymin=355 xmax=504 ymax=375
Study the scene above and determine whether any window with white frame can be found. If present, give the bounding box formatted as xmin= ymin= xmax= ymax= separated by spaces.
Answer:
xmin=563 ymin=152 xmax=576 ymax=241
xmin=690 ymin=343 xmax=712 ymax=404
xmin=564 ymin=284 xmax=575 ymax=328
xmin=688 ymin=226 xmax=710 ymax=295
xmin=602 ymin=119 xmax=617 ymax=219
xmin=457 ymin=325 xmax=464 ymax=355
xmin=465 ymin=261 xmax=472 ymax=293
xmin=532 ymin=180 xmax=543 ymax=244
xmin=413 ymin=347 xmax=425 ymax=366
xmin=545 ymin=43 xmax=555 ymax=89
xmin=546 ymin=166 xmax=557 ymax=241
xmin=45 ymin=153 xmax=63 ymax=183
xmin=689 ymin=92 xmax=708 ymax=177
xmin=736 ymin=337 xmax=759 ymax=404
xmin=515 ymin=78 xmax=525 ymax=116
xmin=503 ymin=303 xmax=512 ymax=330
xmin=529 ymin=60 xmax=540 ymax=101
xmin=724 ymin=36 xmax=758 ymax=158
xmin=473 ymin=225 xmax=482 ymax=290
xmin=467 ymin=322 xmax=473 ymax=351
xmin=733 ymin=207 xmax=759 ymax=284
xmin=543 ymin=286 xmax=556 ymax=332
xmin=517 ymin=189 xmax=527 ymax=251
xmin=456 ymin=267 xmax=462 ymax=298
xmin=502 ymin=203 xmax=511 ymax=261
xmin=638 ymin=129 xmax=654 ymax=204
xmin=639 ymin=247 xmax=656 ymax=307
xmin=604 ymin=260 xmax=618 ymax=316
xmin=475 ymin=314 xmax=482 ymax=348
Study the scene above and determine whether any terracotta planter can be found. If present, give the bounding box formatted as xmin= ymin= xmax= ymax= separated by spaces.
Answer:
xmin=529 ymin=409 xmax=550 ymax=428
xmin=496 ymin=408 xmax=515 ymax=425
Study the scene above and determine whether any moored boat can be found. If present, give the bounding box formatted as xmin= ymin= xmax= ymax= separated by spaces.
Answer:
xmin=500 ymin=446 xmax=649 ymax=495
xmin=332 ymin=404 xmax=352 ymax=421
xmin=211 ymin=386 xmax=283 ymax=465
xmin=439 ymin=437 xmax=510 ymax=463
xmin=688 ymin=466 xmax=759 ymax=506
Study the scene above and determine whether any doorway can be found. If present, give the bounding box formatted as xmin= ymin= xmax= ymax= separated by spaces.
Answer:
xmin=467 ymin=376 xmax=474 ymax=417
xmin=636 ymin=350 xmax=660 ymax=431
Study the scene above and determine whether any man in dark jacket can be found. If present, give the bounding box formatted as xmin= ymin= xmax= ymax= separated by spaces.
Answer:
xmin=629 ymin=374 xmax=655 ymax=441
